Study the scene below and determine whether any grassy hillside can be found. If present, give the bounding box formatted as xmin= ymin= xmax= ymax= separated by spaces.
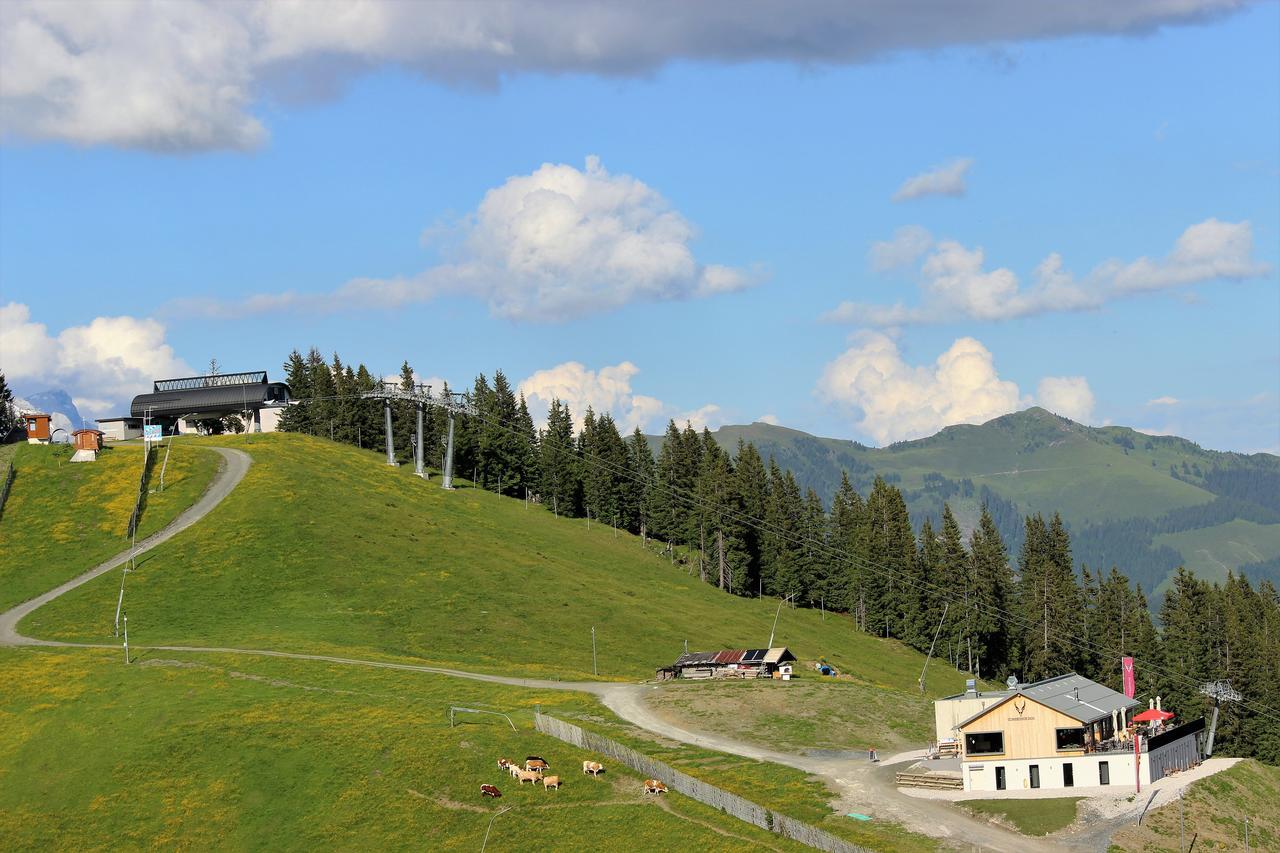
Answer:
xmin=0 ymin=441 xmax=221 ymax=611
xmin=699 ymin=409 xmax=1279 ymax=597
xmin=1110 ymin=759 xmax=1279 ymax=851
xmin=0 ymin=647 xmax=796 ymax=851
xmin=21 ymin=433 xmax=970 ymax=701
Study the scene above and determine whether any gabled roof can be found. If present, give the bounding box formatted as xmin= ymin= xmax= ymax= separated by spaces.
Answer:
xmin=957 ymin=672 xmax=1139 ymax=727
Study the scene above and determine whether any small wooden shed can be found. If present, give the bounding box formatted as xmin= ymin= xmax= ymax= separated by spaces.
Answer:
xmin=22 ymin=412 xmax=51 ymax=444
xmin=73 ymin=429 xmax=104 ymax=452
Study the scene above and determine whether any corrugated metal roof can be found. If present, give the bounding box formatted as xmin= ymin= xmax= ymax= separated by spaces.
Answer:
xmin=714 ymin=650 xmax=745 ymax=665
xmin=956 ymin=672 xmax=1140 ymax=727
xmin=674 ymin=648 xmax=794 ymax=667
xmin=131 ymin=382 xmax=289 ymax=418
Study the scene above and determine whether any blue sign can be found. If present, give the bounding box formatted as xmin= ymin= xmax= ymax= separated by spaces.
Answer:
xmin=143 ymin=424 xmax=162 ymax=443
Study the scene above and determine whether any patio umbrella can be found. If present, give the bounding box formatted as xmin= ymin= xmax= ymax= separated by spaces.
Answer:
xmin=1132 ymin=708 xmax=1175 ymax=723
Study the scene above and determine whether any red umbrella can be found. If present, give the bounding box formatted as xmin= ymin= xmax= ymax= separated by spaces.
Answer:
xmin=1132 ymin=708 xmax=1175 ymax=722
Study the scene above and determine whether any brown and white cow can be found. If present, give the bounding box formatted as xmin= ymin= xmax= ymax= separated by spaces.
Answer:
xmin=582 ymin=760 xmax=604 ymax=776
xmin=480 ymin=784 xmax=502 ymax=798
xmin=525 ymin=757 xmax=550 ymax=773
xmin=542 ymin=775 xmax=561 ymax=791
xmin=497 ymin=758 xmax=513 ymax=771
xmin=643 ymin=779 xmax=668 ymax=794
xmin=515 ymin=767 xmax=543 ymax=785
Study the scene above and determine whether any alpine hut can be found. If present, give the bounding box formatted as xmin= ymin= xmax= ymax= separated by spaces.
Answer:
xmin=671 ymin=648 xmax=796 ymax=680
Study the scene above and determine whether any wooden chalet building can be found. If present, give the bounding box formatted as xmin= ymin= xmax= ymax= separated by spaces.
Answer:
xmin=937 ymin=673 xmax=1203 ymax=793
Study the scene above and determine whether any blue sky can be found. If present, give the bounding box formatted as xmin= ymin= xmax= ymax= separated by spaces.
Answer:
xmin=1 ymin=1 xmax=1277 ymax=452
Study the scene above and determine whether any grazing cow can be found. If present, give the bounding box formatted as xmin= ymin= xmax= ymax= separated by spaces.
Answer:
xmin=582 ymin=760 xmax=604 ymax=776
xmin=525 ymin=759 xmax=549 ymax=773
xmin=515 ymin=767 xmax=543 ymax=785
xmin=542 ymin=775 xmax=561 ymax=791
xmin=480 ymin=784 xmax=502 ymax=798
xmin=497 ymin=758 xmax=512 ymax=770
xmin=643 ymin=779 xmax=668 ymax=794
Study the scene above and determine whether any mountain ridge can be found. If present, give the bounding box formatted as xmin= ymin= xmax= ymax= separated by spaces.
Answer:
xmin=655 ymin=408 xmax=1280 ymax=598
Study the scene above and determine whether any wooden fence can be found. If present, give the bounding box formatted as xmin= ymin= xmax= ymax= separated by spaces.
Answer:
xmin=0 ymin=462 xmax=14 ymax=520
xmin=534 ymin=711 xmax=869 ymax=853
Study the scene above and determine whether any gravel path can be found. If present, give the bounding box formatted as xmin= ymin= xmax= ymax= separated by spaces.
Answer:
xmin=0 ymin=447 xmax=252 ymax=646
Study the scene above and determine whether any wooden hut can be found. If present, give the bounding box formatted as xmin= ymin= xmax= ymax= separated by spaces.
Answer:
xmin=671 ymin=647 xmax=796 ymax=680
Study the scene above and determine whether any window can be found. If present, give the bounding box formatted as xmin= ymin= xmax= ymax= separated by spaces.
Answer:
xmin=1030 ymin=765 xmax=1040 ymax=789
xmin=1099 ymin=761 xmax=1110 ymax=785
xmin=964 ymin=732 xmax=1005 ymax=755
xmin=1056 ymin=727 xmax=1087 ymax=751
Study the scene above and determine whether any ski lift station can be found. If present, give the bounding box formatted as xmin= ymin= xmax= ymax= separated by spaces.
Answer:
xmin=934 ymin=673 xmax=1204 ymax=792
xmin=106 ymin=371 xmax=291 ymax=436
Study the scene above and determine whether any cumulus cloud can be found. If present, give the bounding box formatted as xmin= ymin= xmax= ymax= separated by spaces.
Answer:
xmin=892 ymin=158 xmax=974 ymax=202
xmin=0 ymin=1 xmax=1250 ymax=151
xmin=173 ymin=157 xmax=750 ymax=323
xmin=816 ymin=332 xmax=1094 ymax=444
xmin=825 ymin=219 xmax=1270 ymax=326
xmin=517 ymin=360 xmax=719 ymax=434
xmin=756 ymin=414 xmax=781 ymax=425
xmin=870 ymin=225 xmax=934 ymax=271
xmin=0 ymin=302 xmax=190 ymax=417
xmin=1036 ymin=376 xmax=1095 ymax=423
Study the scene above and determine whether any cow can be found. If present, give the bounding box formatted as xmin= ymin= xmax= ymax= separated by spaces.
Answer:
xmin=515 ymin=767 xmax=543 ymax=785
xmin=643 ymin=779 xmax=668 ymax=794
xmin=525 ymin=758 xmax=550 ymax=773
xmin=542 ymin=775 xmax=561 ymax=791
xmin=480 ymin=784 xmax=502 ymax=798
xmin=582 ymin=760 xmax=604 ymax=776
xmin=497 ymin=758 xmax=513 ymax=771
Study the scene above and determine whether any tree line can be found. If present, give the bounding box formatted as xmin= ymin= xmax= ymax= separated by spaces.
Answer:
xmin=276 ymin=350 xmax=1280 ymax=762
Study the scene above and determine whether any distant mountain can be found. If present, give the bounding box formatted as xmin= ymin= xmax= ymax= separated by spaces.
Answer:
xmin=22 ymin=390 xmax=84 ymax=430
xmin=662 ymin=408 xmax=1280 ymax=600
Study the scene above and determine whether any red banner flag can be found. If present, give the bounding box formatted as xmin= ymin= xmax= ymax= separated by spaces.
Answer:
xmin=1122 ymin=656 xmax=1136 ymax=699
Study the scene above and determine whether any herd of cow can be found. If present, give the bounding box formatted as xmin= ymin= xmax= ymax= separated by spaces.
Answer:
xmin=478 ymin=756 xmax=670 ymax=799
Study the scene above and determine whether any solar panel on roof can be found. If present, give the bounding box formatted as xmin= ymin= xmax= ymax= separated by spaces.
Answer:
xmin=742 ymin=649 xmax=767 ymax=663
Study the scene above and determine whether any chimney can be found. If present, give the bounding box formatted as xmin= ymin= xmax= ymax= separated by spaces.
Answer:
xmin=965 ymin=678 xmax=977 ymax=697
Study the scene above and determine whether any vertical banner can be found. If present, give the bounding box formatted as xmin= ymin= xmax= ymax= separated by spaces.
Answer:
xmin=1122 ymin=656 xmax=1136 ymax=699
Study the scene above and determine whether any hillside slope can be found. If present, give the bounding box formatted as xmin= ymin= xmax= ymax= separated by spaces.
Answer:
xmin=22 ymin=433 xmax=970 ymax=702
xmin=693 ymin=409 xmax=1279 ymax=596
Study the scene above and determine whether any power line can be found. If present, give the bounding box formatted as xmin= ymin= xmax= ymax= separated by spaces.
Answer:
xmin=281 ymin=389 xmax=1280 ymax=723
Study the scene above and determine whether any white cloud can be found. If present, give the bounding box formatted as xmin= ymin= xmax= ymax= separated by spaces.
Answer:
xmin=678 ymin=404 xmax=726 ymax=432
xmin=174 ymin=157 xmax=750 ymax=323
xmin=0 ymin=302 xmax=190 ymax=415
xmin=756 ymin=413 xmax=780 ymax=425
xmin=826 ymin=219 xmax=1270 ymax=326
xmin=1147 ymin=395 xmax=1180 ymax=406
xmin=0 ymin=1 xmax=1249 ymax=151
xmin=518 ymin=360 xmax=718 ymax=434
xmin=870 ymin=225 xmax=934 ymax=271
xmin=892 ymin=158 xmax=974 ymax=202
xmin=1036 ymin=376 xmax=1095 ymax=423
xmin=816 ymin=332 xmax=1095 ymax=444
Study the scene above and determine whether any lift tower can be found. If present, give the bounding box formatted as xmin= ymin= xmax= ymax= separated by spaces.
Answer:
xmin=360 ymin=381 xmax=473 ymax=484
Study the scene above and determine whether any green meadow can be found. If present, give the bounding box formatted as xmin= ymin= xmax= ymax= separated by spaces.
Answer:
xmin=22 ymin=433 xmax=970 ymax=701
xmin=0 ymin=441 xmax=221 ymax=611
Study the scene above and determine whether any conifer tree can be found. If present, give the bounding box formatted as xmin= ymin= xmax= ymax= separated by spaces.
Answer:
xmin=277 ymin=349 xmax=311 ymax=433
xmin=969 ymin=506 xmax=1012 ymax=678
xmin=732 ymin=441 xmax=770 ymax=595
xmin=539 ymin=399 xmax=577 ymax=516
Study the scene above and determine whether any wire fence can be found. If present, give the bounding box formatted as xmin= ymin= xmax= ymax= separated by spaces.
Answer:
xmin=125 ymin=444 xmax=155 ymax=539
xmin=0 ymin=462 xmax=15 ymax=520
xmin=534 ymin=711 xmax=868 ymax=853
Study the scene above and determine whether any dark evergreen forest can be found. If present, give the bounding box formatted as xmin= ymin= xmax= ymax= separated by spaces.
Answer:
xmin=276 ymin=348 xmax=1280 ymax=763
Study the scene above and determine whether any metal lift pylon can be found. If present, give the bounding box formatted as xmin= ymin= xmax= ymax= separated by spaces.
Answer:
xmin=361 ymin=381 xmax=472 ymax=488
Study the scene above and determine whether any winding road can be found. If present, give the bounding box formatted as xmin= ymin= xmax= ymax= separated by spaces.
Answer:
xmin=1 ymin=445 xmax=1099 ymax=851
